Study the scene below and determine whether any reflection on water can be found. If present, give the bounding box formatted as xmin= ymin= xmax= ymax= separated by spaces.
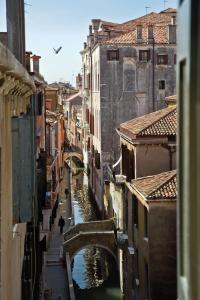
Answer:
xmin=70 ymin=170 xmax=122 ymax=299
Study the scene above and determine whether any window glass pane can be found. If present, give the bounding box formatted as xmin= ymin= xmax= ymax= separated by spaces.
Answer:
xmin=107 ymin=50 xmax=119 ymax=61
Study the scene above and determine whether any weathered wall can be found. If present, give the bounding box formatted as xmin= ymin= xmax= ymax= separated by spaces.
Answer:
xmin=149 ymin=202 xmax=177 ymax=300
xmin=136 ymin=143 xmax=176 ymax=178
xmin=99 ymin=44 xmax=176 ymax=170
xmin=109 ymin=182 xmax=124 ymax=229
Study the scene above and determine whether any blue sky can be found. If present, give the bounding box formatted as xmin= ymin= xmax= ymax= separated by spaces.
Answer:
xmin=0 ymin=0 xmax=177 ymax=84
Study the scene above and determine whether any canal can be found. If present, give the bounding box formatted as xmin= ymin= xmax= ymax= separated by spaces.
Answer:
xmin=69 ymin=169 xmax=122 ymax=300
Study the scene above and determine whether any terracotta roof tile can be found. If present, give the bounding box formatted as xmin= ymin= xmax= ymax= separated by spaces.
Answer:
xmin=101 ymin=9 xmax=176 ymax=45
xmin=118 ymin=9 xmax=176 ymax=30
xmin=103 ymin=25 xmax=170 ymax=45
xmin=160 ymin=8 xmax=177 ymax=14
xmin=131 ymin=170 xmax=177 ymax=200
xmin=119 ymin=106 xmax=177 ymax=139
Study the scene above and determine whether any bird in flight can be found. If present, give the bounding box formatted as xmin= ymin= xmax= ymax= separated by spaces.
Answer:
xmin=53 ymin=46 xmax=62 ymax=54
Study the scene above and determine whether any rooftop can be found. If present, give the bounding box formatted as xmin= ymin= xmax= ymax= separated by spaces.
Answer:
xmin=65 ymin=93 xmax=82 ymax=105
xmin=102 ymin=25 xmax=173 ymax=45
xmin=119 ymin=105 xmax=177 ymax=140
xmin=121 ymin=8 xmax=176 ymax=28
xmin=130 ymin=170 xmax=177 ymax=201
xmin=101 ymin=8 xmax=176 ymax=45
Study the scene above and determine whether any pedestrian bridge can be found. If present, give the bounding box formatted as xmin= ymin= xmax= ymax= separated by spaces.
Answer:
xmin=63 ymin=219 xmax=117 ymax=260
xmin=64 ymin=151 xmax=83 ymax=162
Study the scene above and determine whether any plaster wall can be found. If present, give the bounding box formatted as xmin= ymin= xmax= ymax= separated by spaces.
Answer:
xmin=99 ymin=44 xmax=176 ymax=171
xmin=149 ymin=202 xmax=177 ymax=300
xmin=136 ymin=143 xmax=176 ymax=178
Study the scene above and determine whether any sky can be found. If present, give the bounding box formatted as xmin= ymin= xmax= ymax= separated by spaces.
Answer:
xmin=0 ymin=0 xmax=177 ymax=84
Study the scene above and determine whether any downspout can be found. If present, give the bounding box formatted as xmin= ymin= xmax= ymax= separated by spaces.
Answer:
xmin=89 ymin=46 xmax=94 ymax=189
xmin=152 ymin=38 xmax=155 ymax=112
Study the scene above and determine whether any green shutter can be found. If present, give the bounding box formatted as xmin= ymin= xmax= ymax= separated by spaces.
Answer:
xmin=12 ymin=115 xmax=35 ymax=222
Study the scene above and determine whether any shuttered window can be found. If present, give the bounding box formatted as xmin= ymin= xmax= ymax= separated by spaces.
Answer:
xmin=157 ymin=54 xmax=168 ymax=65
xmin=159 ymin=80 xmax=166 ymax=90
xmin=94 ymin=151 xmax=100 ymax=169
xmin=139 ymin=50 xmax=150 ymax=61
xmin=107 ymin=50 xmax=119 ymax=61
xmin=12 ymin=115 xmax=35 ymax=223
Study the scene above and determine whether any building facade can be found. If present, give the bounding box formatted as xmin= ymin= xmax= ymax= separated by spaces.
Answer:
xmin=104 ymin=99 xmax=177 ymax=298
xmin=81 ymin=9 xmax=177 ymax=210
xmin=123 ymin=171 xmax=177 ymax=300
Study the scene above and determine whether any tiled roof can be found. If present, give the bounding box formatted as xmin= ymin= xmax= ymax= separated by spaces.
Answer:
xmin=100 ymin=20 xmax=120 ymax=29
xmin=131 ymin=170 xmax=177 ymax=200
xmin=103 ymin=25 xmax=170 ymax=45
xmin=65 ymin=93 xmax=82 ymax=105
xmin=101 ymin=9 xmax=176 ymax=45
xmin=116 ymin=9 xmax=176 ymax=30
xmin=119 ymin=106 xmax=177 ymax=139
xmin=160 ymin=8 xmax=177 ymax=14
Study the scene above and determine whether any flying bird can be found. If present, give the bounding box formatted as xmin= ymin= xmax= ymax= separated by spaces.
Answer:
xmin=53 ymin=46 xmax=62 ymax=54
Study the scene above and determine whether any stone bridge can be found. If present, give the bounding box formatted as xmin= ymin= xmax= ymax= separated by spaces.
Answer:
xmin=63 ymin=219 xmax=117 ymax=260
xmin=64 ymin=151 xmax=83 ymax=162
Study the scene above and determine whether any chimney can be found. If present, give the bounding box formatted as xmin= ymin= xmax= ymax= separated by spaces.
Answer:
xmin=91 ymin=19 xmax=101 ymax=31
xmin=147 ymin=25 xmax=154 ymax=43
xmin=136 ymin=25 xmax=143 ymax=43
xmin=31 ymin=55 xmax=41 ymax=73
xmin=89 ymin=25 xmax=93 ymax=35
xmin=168 ymin=22 xmax=176 ymax=44
xmin=25 ymin=51 xmax=32 ymax=72
xmin=6 ymin=0 xmax=26 ymax=65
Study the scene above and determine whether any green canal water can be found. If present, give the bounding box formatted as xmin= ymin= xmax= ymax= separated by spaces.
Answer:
xmin=70 ymin=171 xmax=122 ymax=300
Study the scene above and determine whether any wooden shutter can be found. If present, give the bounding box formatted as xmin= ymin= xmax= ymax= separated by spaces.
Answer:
xmin=12 ymin=115 xmax=36 ymax=223
xmin=86 ymin=108 xmax=89 ymax=123
xmin=139 ymin=50 xmax=142 ymax=61
xmin=94 ymin=151 xmax=100 ymax=169
xmin=164 ymin=55 xmax=168 ymax=65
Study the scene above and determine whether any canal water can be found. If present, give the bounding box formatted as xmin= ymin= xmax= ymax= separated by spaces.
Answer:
xmin=70 ymin=170 xmax=122 ymax=300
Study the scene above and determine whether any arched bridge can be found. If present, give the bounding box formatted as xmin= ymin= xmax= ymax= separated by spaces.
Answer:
xmin=63 ymin=219 xmax=117 ymax=260
xmin=64 ymin=151 xmax=83 ymax=162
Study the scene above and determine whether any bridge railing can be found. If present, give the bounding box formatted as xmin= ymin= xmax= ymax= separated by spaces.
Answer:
xmin=63 ymin=219 xmax=115 ymax=242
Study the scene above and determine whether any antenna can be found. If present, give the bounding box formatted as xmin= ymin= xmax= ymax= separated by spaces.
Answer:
xmin=164 ymin=0 xmax=168 ymax=9
xmin=145 ymin=6 xmax=151 ymax=15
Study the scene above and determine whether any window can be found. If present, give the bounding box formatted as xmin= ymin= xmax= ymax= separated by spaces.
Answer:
xmin=159 ymin=80 xmax=165 ymax=90
xmin=174 ymin=54 xmax=177 ymax=65
xmin=157 ymin=54 xmax=168 ymax=65
xmin=139 ymin=50 xmax=150 ymax=61
xmin=107 ymin=50 xmax=119 ymax=61
xmin=77 ymin=132 xmax=81 ymax=142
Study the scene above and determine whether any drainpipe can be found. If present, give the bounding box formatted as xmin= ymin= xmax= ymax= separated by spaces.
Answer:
xmin=89 ymin=46 xmax=94 ymax=190
xmin=152 ymin=37 xmax=155 ymax=112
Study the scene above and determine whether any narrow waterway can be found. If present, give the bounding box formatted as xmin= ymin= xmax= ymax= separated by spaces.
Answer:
xmin=70 ymin=169 xmax=122 ymax=300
